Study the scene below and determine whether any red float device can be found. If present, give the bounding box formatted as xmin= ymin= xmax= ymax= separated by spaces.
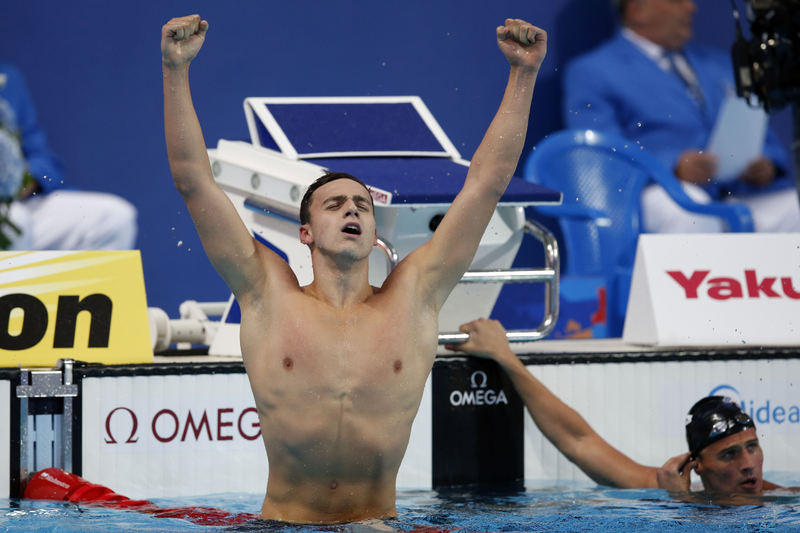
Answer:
xmin=24 ymin=468 xmax=259 ymax=526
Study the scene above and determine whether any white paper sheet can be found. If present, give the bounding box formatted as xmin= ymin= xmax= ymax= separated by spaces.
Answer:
xmin=706 ymin=93 xmax=768 ymax=182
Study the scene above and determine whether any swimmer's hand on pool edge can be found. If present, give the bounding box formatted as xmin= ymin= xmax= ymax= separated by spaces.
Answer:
xmin=162 ymin=14 xmax=209 ymax=69
xmin=444 ymin=318 xmax=518 ymax=367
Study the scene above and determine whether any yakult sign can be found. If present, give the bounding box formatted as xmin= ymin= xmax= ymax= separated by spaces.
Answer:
xmin=623 ymin=234 xmax=800 ymax=346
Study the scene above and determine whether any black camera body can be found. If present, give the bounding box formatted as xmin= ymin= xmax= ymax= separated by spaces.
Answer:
xmin=733 ymin=0 xmax=800 ymax=112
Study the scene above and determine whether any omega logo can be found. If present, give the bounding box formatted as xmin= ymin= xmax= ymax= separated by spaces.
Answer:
xmin=105 ymin=407 xmax=139 ymax=443
xmin=449 ymin=370 xmax=508 ymax=407
xmin=470 ymin=370 xmax=488 ymax=389
xmin=103 ymin=406 xmax=261 ymax=444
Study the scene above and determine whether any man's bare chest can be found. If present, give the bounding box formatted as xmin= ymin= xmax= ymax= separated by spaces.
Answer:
xmin=240 ymin=295 xmax=437 ymax=398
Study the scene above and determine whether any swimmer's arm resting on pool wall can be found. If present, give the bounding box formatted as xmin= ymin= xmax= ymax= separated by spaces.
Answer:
xmin=162 ymin=15 xmax=288 ymax=303
xmin=405 ymin=20 xmax=546 ymax=311
xmin=447 ymin=318 xmax=664 ymax=489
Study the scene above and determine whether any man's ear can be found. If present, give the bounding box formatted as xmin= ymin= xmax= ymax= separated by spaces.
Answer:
xmin=300 ymin=224 xmax=313 ymax=245
xmin=372 ymin=228 xmax=378 ymax=246
xmin=693 ymin=457 xmax=703 ymax=474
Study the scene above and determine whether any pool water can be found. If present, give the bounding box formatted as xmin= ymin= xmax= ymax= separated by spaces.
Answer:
xmin=3 ymin=481 xmax=800 ymax=532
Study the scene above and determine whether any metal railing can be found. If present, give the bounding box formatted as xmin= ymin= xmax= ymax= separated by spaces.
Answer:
xmin=437 ymin=219 xmax=559 ymax=344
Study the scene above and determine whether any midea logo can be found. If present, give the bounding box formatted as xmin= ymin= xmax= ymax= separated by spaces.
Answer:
xmin=449 ymin=370 xmax=508 ymax=407
xmin=709 ymin=384 xmax=800 ymax=425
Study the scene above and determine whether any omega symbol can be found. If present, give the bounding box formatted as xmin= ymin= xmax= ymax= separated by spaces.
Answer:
xmin=104 ymin=407 xmax=139 ymax=444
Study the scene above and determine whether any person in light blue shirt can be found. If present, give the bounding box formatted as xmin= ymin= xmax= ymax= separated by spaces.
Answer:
xmin=0 ymin=62 xmax=137 ymax=250
xmin=563 ymin=0 xmax=800 ymax=233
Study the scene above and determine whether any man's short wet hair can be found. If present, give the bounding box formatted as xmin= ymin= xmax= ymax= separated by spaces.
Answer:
xmin=299 ymin=172 xmax=373 ymax=225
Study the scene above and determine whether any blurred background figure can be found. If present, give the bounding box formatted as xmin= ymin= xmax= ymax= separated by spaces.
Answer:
xmin=563 ymin=0 xmax=800 ymax=234
xmin=0 ymin=62 xmax=137 ymax=251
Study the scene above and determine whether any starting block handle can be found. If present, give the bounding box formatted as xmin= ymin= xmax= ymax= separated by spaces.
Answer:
xmin=438 ymin=219 xmax=560 ymax=345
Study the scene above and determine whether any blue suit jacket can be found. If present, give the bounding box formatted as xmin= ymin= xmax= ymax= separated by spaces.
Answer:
xmin=563 ymin=33 xmax=791 ymax=198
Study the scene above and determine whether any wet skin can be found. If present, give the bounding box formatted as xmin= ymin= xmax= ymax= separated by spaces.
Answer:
xmin=240 ymin=179 xmax=439 ymax=522
xmin=695 ymin=428 xmax=764 ymax=496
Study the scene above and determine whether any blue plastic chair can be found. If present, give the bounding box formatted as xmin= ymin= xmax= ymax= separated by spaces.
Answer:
xmin=523 ymin=129 xmax=754 ymax=336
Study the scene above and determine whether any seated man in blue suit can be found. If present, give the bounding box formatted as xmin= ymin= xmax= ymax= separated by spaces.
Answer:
xmin=563 ymin=0 xmax=800 ymax=233
xmin=1 ymin=62 xmax=137 ymax=250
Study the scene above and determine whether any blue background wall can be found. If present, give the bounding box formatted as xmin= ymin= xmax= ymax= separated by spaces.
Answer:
xmin=1 ymin=1 xmax=792 ymax=316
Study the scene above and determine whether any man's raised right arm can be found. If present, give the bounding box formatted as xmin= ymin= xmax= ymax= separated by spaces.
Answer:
xmin=162 ymin=15 xmax=282 ymax=300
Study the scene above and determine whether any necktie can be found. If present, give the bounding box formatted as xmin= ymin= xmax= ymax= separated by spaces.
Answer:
xmin=665 ymin=51 xmax=704 ymax=107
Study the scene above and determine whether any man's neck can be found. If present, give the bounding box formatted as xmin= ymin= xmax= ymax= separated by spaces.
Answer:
xmin=306 ymin=254 xmax=374 ymax=308
xmin=622 ymin=26 xmax=669 ymax=60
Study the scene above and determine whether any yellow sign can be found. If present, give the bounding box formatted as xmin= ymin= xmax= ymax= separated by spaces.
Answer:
xmin=0 ymin=251 xmax=153 ymax=367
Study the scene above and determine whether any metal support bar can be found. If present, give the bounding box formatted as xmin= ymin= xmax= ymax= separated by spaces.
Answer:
xmin=438 ymin=219 xmax=560 ymax=345
xmin=15 ymin=359 xmax=78 ymax=491
xmin=376 ymin=236 xmax=399 ymax=272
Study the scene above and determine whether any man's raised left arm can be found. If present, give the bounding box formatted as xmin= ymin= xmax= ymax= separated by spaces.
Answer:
xmin=409 ymin=19 xmax=547 ymax=308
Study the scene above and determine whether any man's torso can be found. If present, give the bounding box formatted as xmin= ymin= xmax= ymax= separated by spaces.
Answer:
xmin=239 ymin=265 xmax=438 ymax=522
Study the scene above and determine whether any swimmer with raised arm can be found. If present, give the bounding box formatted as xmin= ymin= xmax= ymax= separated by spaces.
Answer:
xmin=448 ymin=318 xmax=798 ymax=500
xmin=161 ymin=15 xmax=546 ymax=523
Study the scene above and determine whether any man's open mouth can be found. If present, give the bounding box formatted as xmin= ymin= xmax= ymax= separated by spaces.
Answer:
xmin=739 ymin=478 xmax=758 ymax=490
xmin=342 ymin=223 xmax=362 ymax=235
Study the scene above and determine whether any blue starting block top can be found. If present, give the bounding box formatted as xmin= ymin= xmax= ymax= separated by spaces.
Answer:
xmin=309 ymin=157 xmax=561 ymax=206
xmin=243 ymin=96 xmax=561 ymax=206
xmin=245 ymin=96 xmax=460 ymax=159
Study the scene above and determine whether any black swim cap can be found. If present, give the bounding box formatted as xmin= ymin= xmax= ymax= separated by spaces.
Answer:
xmin=685 ymin=396 xmax=755 ymax=457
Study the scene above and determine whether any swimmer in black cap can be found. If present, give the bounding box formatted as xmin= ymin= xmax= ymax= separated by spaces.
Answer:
xmin=448 ymin=318 xmax=798 ymax=497
xmin=680 ymin=396 xmax=767 ymax=495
